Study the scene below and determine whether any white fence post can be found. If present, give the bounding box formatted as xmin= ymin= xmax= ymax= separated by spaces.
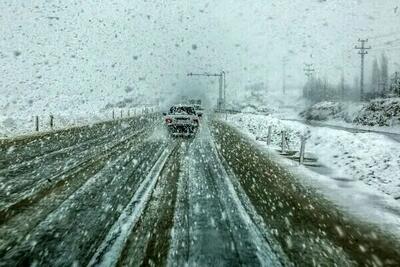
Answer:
xmin=299 ymin=136 xmax=306 ymax=164
xmin=267 ymin=126 xmax=272 ymax=145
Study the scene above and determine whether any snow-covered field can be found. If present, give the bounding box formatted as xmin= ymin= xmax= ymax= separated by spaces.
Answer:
xmin=0 ymin=106 xmax=147 ymax=139
xmin=0 ymin=111 xmax=103 ymax=138
xmin=299 ymin=101 xmax=363 ymax=122
xmin=227 ymin=113 xmax=400 ymax=200
xmin=297 ymin=98 xmax=400 ymax=134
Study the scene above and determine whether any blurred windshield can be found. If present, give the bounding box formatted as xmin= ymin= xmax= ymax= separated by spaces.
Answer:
xmin=1 ymin=1 xmax=400 ymax=266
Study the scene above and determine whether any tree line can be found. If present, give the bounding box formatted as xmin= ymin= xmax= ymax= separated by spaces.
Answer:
xmin=303 ymin=53 xmax=400 ymax=103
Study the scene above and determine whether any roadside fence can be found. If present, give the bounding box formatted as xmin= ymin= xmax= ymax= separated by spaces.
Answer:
xmin=264 ymin=126 xmax=316 ymax=166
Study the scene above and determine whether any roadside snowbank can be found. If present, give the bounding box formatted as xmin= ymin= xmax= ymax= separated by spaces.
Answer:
xmin=354 ymin=98 xmax=400 ymax=127
xmin=299 ymin=101 xmax=363 ymax=122
xmin=0 ymin=111 xmax=105 ymax=138
xmin=0 ymin=107 xmax=147 ymax=139
xmin=227 ymin=113 xmax=400 ymax=199
xmin=297 ymin=98 xmax=400 ymax=133
xmin=300 ymin=101 xmax=343 ymax=121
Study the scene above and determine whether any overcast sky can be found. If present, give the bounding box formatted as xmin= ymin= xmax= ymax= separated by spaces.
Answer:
xmin=1 ymin=0 xmax=400 ymax=112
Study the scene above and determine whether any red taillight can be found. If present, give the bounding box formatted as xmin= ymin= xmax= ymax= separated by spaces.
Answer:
xmin=165 ymin=118 xmax=172 ymax=124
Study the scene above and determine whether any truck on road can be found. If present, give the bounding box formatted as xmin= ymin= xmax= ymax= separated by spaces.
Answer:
xmin=164 ymin=104 xmax=199 ymax=136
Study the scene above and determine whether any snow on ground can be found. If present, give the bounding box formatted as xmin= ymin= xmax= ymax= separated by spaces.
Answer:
xmin=0 ymin=105 xmax=148 ymax=139
xmin=296 ymin=99 xmax=400 ymax=134
xmin=267 ymin=145 xmax=400 ymax=239
xmin=299 ymin=101 xmax=364 ymax=123
xmin=227 ymin=113 xmax=400 ymax=199
xmin=354 ymin=98 xmax=400 ymax=127
xmin=0 ymin=111 xmax=102 ymax=138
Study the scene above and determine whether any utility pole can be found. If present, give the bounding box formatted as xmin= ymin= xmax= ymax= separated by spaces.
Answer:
xmin=341 ymin=51 xmax=346 ymax=101
xmin=303 ymin=63 xmax=315 ymax=98
xmin=355 ymin=39 xmax=371 ymax=101
xmin=304 ymin=63 xmax=315 ymax=79
xmin=222 ymin=71 xmax=226 ymax=112
xmin=378 ymin=81 xmax=386 ymax=97
xmin=341 ymin=69 xmax=345 ymax=100
xmin=282 ymin=58 xmax=288 ymax=95
xmin=394 ymin=72 xmax=400 ymax=95
xmin=218 ymin=74 xmax=223 ymax=110
xmin=323 ymin=76 xmax=328 ymax=100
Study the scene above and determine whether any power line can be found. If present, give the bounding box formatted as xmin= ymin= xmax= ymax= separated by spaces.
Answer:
xmin=370 ymin=41 xmax=400 ymax=51
xmin=367 ymin=31 xmax=400 ymax=40
xmin=372 ymin=38 xmax=400 ymax=47
xmin=372 ymin=46 xmax=400 ymax=52
xmin=303 ymin=63 xmax=315 ymax=99
xmin=303 ymin=63 xmax=315 ymax=79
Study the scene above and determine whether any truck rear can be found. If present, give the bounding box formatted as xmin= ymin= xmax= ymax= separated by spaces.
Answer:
xmin=164 ymin=105 xmax=199 ymax=136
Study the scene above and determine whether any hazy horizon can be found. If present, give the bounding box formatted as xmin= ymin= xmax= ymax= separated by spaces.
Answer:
xmin=1 ymin=0 xmax=400 ymax=113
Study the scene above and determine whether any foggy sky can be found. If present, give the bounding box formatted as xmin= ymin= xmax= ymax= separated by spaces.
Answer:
xmin=1 ymin=0 xmax=399 ymax=113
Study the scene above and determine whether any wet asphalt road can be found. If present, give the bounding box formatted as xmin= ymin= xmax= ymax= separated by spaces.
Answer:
xmin=168 ymin=126 xmax=280 ymax=266
xmin=0 ymin=115 xmax=400 ymax=266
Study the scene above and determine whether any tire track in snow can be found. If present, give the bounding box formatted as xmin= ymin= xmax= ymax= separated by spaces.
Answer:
xmin=0 ymin=134 xmax=159 ymax=264
xmin=0 ymin=117 xmax=151 ymax=170
xmin=209 ymin=137 xmax=284 ymax=266
xmin=116 ymin=139 xmax=182 ymax=266
xmin=88 ymin=141 xmax=179 ymax=267
xmin=0 ymin=117 xmax=155 ymax=197
xmin=168 ymin=124 xmax=281 ymax=266
xmin=0 ymin=119 xmax=141 ymax=180
xmin=212 ymin=120 xmax=400 ymax=266
xmin=0 ymin=127 xmax=148 ymax=223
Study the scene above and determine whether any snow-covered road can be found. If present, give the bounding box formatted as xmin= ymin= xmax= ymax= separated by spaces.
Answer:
xmin=168 ymin=125 xmax=280 ymax=266
xmin=0 ymin=115 xmax=400 ymax=266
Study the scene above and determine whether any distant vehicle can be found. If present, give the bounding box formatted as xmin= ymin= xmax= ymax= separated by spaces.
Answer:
xmin=189 ymin=99 xmax=204 ymax=117
xmin=164 ymin=104 xmax=199 ymax=136
xmin=193 ymin=104 xmax=204 ymax=117
xmin=189 ymin=99 xmax=202 ymax=106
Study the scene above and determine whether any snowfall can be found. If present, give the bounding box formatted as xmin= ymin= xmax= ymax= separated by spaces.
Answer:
xmin=1 ymin=0 xmax=400 ymax=240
